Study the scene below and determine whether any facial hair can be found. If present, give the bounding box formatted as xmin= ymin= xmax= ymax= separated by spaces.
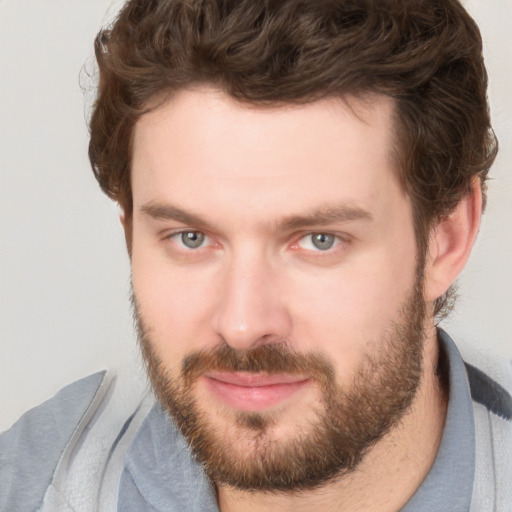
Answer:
xmin=134 ymin=274 xmax=426 ymax=492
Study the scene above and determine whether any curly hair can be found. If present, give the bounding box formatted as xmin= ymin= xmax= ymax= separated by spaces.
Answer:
xmin=89 ymin=0 xmax=497 ymax=318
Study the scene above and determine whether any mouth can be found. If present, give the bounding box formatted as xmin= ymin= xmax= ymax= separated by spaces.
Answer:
xmin=202 ymin=372 xmax=310 ymax=412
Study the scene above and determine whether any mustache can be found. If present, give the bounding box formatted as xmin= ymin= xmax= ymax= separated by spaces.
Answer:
xmin=181 ymin=342 xmax=335 ymax=385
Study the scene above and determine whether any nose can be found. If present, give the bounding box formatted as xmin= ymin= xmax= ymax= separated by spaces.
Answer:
xmin=212 ymin=249 xmax=292 ymax=351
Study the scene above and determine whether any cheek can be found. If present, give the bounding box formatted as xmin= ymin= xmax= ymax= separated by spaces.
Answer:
xmin=286 ymin=248 xmax=418 ymax=376
xmin=131 ymin=246 xmax=219 ymax=363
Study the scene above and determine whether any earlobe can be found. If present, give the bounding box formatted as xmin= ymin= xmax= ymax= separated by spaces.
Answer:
xmin=119 ymin=207 xmax=126 ymax=228
xmin=118 ymin=207 xmax=133 ymax=257
xmin=424 ymin=179 xmax=483 ymax=302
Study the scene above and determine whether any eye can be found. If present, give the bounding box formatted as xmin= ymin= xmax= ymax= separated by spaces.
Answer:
xmin=175 ymin=231 xmax=207 ymax=249
xmin=298 ymin=233 xmax=339 ymax=251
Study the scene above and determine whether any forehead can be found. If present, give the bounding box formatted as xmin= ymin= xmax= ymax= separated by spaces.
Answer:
xmin=131 ymin=87 xmax=402 ymax=224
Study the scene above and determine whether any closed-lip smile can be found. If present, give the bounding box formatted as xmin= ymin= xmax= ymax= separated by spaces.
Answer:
xmin=202 ymin=372 xmax=310 ymax=411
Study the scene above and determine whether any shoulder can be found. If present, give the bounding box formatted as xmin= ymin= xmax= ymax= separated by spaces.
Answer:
xmin=0 ymin=372 xmax=109 ymax=511
xmin=457 ymin=339 xmax=512 ymax=420
xmin=455 ymin=338 xmax=512 ymax=511
xmin=464 ymin=362 xmax=512 ymax=420
xmin=0 ymin=370 xmax=152 ymax=512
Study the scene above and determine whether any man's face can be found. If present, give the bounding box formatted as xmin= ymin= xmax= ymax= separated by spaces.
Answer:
xmin=130 ymin=88 xmax=426 ymax=490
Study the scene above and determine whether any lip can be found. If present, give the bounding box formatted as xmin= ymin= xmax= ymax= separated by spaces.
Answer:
xmin=202 ymin=372 xmax=310 ymax=412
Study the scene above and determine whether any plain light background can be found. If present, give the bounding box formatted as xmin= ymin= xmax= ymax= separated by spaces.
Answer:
xmin=1 ymin=0 xmax=511 ymax=433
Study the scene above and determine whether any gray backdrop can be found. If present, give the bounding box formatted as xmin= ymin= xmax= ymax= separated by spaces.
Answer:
xmin=1 ymin=0 xmax=511 ymax=432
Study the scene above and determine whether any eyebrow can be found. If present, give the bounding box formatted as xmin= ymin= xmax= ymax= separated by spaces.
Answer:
xmin=140 ymin=203 xmax=214 ymax=230
xmin=279 ymin=205 xmax=373 ymax=231
xmin=140 ymin=202 xmax=373 ymax=231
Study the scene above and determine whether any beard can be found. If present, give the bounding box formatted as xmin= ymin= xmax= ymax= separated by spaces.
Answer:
xmin=134 ymin=272 xmax=426 ymax=492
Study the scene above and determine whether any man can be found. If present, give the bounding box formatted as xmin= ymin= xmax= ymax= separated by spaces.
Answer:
xmin=1 ymin=0 xmax=511 ymax=510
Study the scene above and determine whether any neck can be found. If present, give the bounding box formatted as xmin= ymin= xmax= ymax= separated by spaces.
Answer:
xmin=216 ymin=326 xmax=448 ymax=512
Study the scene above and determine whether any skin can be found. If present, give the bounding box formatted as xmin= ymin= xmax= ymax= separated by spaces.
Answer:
xmin=128 ymin=87 xmax=481 ymax=512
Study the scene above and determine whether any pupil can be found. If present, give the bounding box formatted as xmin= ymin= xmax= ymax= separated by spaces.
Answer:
xmin=182 ymin=231 xmax=204 ymax=248
xmin=312 ymin=233 xmax=334 ymax=250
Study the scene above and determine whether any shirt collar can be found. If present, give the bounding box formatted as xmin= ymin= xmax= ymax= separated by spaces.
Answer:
xmin=401 ymin=329 xmax=475 ymax=512
xmin=119 ymin=403 xmax=218 ymax=512
xmin=119 ymin=329 xmax=475 ymax=511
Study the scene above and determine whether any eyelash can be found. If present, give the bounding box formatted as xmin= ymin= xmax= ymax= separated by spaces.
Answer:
xmin=296 ymin=233 xmax=343 ymax=251
xmin=165 ymin=230 xmax=213 ymax=250
xmin=162 ymin=230 xmax=350 ymax=257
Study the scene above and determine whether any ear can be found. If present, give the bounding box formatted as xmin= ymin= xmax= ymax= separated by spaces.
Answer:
xmin=424 ymin=179 xmax=483 ymax=302
xmin=119 ymin=207 xmax=133 ymax=257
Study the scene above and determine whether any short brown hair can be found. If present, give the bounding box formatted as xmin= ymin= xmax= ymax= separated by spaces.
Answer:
xmin=89 ymin=0 xmax=497 ymax=317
